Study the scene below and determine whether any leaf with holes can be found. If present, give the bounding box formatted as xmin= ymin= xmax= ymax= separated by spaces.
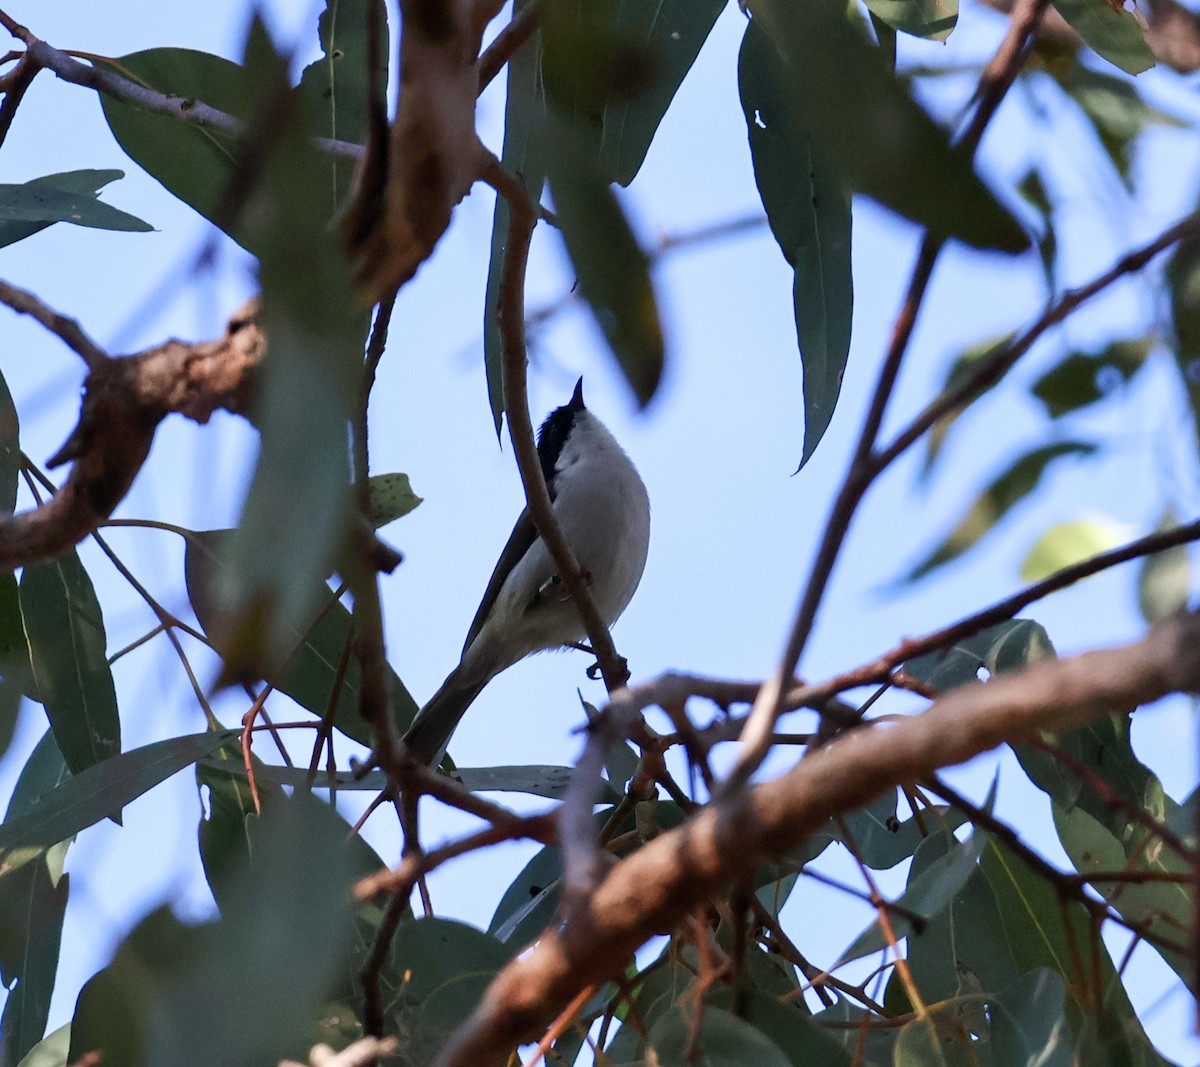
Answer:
xmin=740 ymin=18 xmax=853 ymax=469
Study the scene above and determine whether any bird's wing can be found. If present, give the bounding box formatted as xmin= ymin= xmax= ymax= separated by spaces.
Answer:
xmin=462 ymin=507 xmax=539 ymax=656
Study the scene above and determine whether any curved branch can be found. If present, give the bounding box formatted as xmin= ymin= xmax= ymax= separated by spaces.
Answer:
xmin=433 ymin=610 xmax=1200 ymax=1067
xmin=0 ymin=297 xmax=265 ymax=568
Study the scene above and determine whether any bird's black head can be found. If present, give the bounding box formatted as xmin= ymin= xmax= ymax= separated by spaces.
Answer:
xmin=536 ymin=378 xmax=586 ymax=490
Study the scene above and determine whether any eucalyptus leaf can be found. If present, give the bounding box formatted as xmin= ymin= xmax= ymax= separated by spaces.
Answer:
xmin=97 ymin=48 xmax=251 ymax=240
xmin=1167 ymin=233 xmax=1200 ymax=450
xmin=12 ymin=1023 xmax=69 ymax=1067
xmin=739 ymin=19 xmax=853 ymax=468
xmin=1137 ymin=535 xmax=1191 ymax=625
xmin=1050 ymin=0 xmax=1155 ymax=75
xmin=216 ymin=21 xmax=368 ymax=681
xmin=839 ymin=829 xmax=988 ymax=964
xmin=0 ymin=183 xmax=151 ymax=233
xmin=0 ymin=171 xmax=146 ymax=250
xmin=744 ymin=0 xmax=1026 ymax=253
xmin=864 ymin=0 xmax=957 ymax=41
xmin=922 ymin=333 xmax=1016 ymax=477
xmin=646 ymin=1005 xmax=793 ymax=1067
xmin=903 ymin=441 xmax=1097 ymax=582
xmin=20 ymin=551 xmax=120 ymax=774
xmin=68 ymin=794 xmax=357 ymax=1067
xmin=906 ymin=618 xmax=1056 ymax=695
xmin=545 ymin=116 xmax=664 ymax=406
xmin=1020 ymin=516 xmax=1127 ymax=584
xmin=0 ymin=731 xmax=237 ymax=864
xmin=484 ymin=0 xmax=547 ymax=433
xmin=297 ymin=0 xmax=387 ymax=210
xmin=366 ymin=472 xmax=422 ymax=527
xmin=184 ymin=528 xmax=419 ymax=748
xmin=1030 ymin=338 xmax=1150 ymax=418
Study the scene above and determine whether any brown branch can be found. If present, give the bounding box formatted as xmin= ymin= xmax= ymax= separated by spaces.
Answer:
xmin=724 ymin=0 xmax=1051 ymax=791
xmin=875 ymin=209 xmax=1200 ymax=468
xmin=0 ymin=278 xmax=107 ymax=369
xmin=0 ymin=19 xmax=364 ymax=159
xmin=477 ymin=1 xmax=538 ymax=95
xmin=432 ymin=612 xmax=1200 ymax=1067
xmin=0 ymin=297 xmax=264 ymax=569
xmin=0 ymin=46 xmax=38 ymax=150
xmin=343 ymin=0 xmax=492 ymax=298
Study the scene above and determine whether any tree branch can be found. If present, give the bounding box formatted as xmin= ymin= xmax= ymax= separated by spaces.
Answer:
xmin=433 ymin=611 xmax=1200 ymax=1067
xmin=0 ymin=296 xmax=265 ymax=568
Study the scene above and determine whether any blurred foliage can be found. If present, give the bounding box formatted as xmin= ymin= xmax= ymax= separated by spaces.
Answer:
xmin=0 ymin=0 xmax=1197 ymax=1064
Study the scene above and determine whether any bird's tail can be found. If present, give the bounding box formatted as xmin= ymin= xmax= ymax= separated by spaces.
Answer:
xmin=402 ymin=666 xmax=490 ymax=766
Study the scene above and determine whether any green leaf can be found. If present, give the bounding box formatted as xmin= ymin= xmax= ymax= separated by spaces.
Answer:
xmin=0 ymin=363 xmax=18 ymax=513
xmin=195 ymin=750 xmax=284 ymax=914
xmin=0 ymin=572 xmax=40 ymax=707
xmin=96 ymin=49 xmax=251 ymax=239
xmin=69 ymin=794 xmax=358 ymax=1067
xmin=297 ymin=0 xmax=388 ymax=211
xmin=598 ymin=0 xmax=727 ymax=186
xmin=0 ymin=171 xmax=142 ymax=250
xmin=1054 ymin=801 xmax=1192 ymax=988
xmin=903 ymin=441 xmax=1097 ymax=582
xmin=20 ymin=551 xmax=120 ymax=774
xmin=194 ymin=758 xmax=613 ymax=802
xmin=906 ymin=836 xmax=1022 ymax=1008
xmin=484 ymin=0 xmax=548 ymax=434
xmin=839 ymin=828 xmax=988 ymax=964
xmin=545 ymin=116 xmax=665 ymax=406
xmin=1018 ymin=167 xmax=1057 ymax=290
xmin=811 ymin=1001 xmax=897 ymax=1065
xmin=1050 ymin=0 xmax=1155 ymax=75
xmin=989 ymin=969 xmax=1073 ymax=1067
xmin=0 ymin=862 xmax=68 ymax=1067
xmin=388 ymin=918 xmax=512 ymax=1007
xmin=647 ymin=1005 xmax=793 ymax=1067
xmin=739 ymin=20 xmax=853 ymax=469
xmin=0 ymin=732 xmax=72 ymax=1067
xmin=0 ymin=731 xmax=237 ymax=866
xmin=488 ymin=840 xmax=564 ymax=944
xmin=838 ymin=789 xmax=967 ymax=870
xmin=366 ymin=472 xmax=422 ymax=528
xmin=906 ymin=618 xmax=1056 ymax=693
xmin=864 ymin=0 xmax=957 ymax=41
xmin=216 ymin=21 xmax=369 ymax=680
xmin=1137 ymin=524 xmax=1190 ymax=625
xmin=1030 ymin=338 xmax=1150 ymax=418
xmin=0 ymin=182 xmax=151 ymax=235
xmin=184 ymin=529 xmax=418 ymax=746
xmin=980 ymin=838 xmax=1168 ymax=1065
xmin=705 ymin=989 xmax=849 ymax=1066
xmin=1020 ymin=516 xmax=1127 ymax=583
xmin=922 ymin=333 xmax=1016 ymax=477
xmin=12 ymin=1023 xmax=69 ymax=1067
xmin=743 ymin=0 xmax=1026 ymax=253
xmin=1013 ymin=710 xmax=1161 ymax=845
xmin=1054 ymin=68 xmax=1180 ymax=187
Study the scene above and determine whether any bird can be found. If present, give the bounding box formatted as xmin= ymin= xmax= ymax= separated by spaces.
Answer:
xmin=402 ymin=378 xmax=650 ymax=766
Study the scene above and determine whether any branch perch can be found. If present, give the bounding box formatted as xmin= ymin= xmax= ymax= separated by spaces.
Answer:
xmin=0 ymin=293 xmax=265 ymax=568
xmin=433 ymin=611 xmax=1200 ymax=1067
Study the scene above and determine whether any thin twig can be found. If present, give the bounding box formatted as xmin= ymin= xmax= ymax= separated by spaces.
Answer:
xmin=0 ymin=277 xmax=107 ymax=370
xmin=477 ymin=1 xmax=538 ymax=95
xmin=1 ymin=26 xmax=364 ymax=160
